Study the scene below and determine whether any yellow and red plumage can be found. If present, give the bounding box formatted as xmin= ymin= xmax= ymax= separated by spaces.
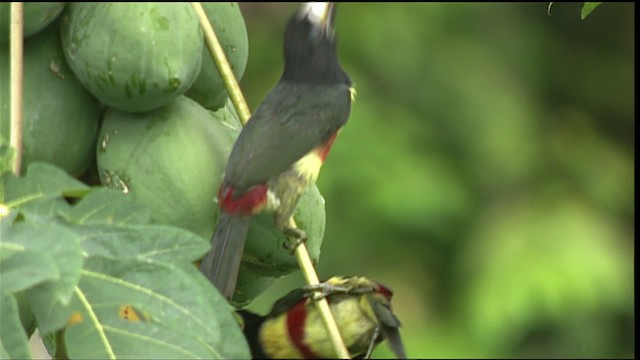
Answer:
xmin=239 ymin=276 xmax=406 ymax=359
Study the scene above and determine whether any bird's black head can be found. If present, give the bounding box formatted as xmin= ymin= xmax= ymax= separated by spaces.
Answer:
xmin=236 ymin=310 xmax=269 ymax=359
xmin=281 ymin=3 xmax=351 ymax=85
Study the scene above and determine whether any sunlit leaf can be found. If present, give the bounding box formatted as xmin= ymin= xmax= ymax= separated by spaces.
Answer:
xmin=581 ymin=2 xmax=602 ymax=19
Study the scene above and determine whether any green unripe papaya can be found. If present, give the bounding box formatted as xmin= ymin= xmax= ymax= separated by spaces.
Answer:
xmin=96 ymin=95 xmax=237 ymax=238
xmin=186 ymin=2 xmax=249 ymax=111
xmin=232 ymin=185 xmax=326 ymax=303
xmin=0 ymin=3 xmax=66 ymax=44
xmin=0 ymin=24 xmax=100 ymax=176
xmin=61 ymin=3 xmax=203 ymax=113
xmin=242 ymin=185 xmax=326 ymax=277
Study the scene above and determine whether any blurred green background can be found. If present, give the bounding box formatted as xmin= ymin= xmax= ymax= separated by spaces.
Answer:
xmin=238 ymin=2 xmax=634 ymax=359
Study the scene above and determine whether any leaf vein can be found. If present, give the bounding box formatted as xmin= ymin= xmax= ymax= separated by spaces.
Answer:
xmin=81 ymin=269 xmax=216 ymax=339
xmin=102 ymin=325 xmax=202 ymax=358
xmin=75 ymin=286 xmax=117 ymax=360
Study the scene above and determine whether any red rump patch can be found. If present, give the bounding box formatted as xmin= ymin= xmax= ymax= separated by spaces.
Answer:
xmin=316 ymin=132 xmax=338 ymax=161
xmin=218 ymin=183 xmax=268 ymax=215
xmin=287 ymin=300 xmax=317 ymax=359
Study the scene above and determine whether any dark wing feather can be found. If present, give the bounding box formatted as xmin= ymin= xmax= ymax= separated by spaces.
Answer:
xmin=224 ymin=82 xmax=351 ymax=190
xmin=368 ymin=295 xmax=407 ymax=359
xmin=268 ymin=287 xmax=309 ymax=318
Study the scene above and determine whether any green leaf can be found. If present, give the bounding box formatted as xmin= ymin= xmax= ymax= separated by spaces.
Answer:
xmin=72 ymin=224 xmax=210 ymax=263
xmin=0 ymin=210 xmax=18 ymax=237
xmin=0 ymin=294 xmax=32 ymax=360
xmin=581 ymin=2 xmax=602 ymax=19
xmin=0 ymin=250 xmax=60 ymax=295
xmin=1 ymin=162 xmax=89 ymax=216
xmin=63 ymin=188 xmax=153 ymax=225
xmin=33 ymin=257 xmax=250 ymax=358
xmin=3 ymin=221 xmax=84 ymax=304
xmin=2 ymin=162 xmax=89 ymax=204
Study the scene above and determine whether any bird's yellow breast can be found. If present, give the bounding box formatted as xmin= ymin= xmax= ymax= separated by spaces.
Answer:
xmin=259 ymin=314 xmax=305 ymax=359
xmin=293 ymin=150 xmax=323 ymax=184
xmin=258 ymin=295 xmax=379 ymax=358
xmin=304 ymin=296 xmax=379 ymax=357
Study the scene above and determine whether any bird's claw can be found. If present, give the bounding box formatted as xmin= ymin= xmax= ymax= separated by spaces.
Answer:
xmin=283 ymin=226 xmax=307 ymax=254
xmin=363 ymin=326 xmax=381 ymax=359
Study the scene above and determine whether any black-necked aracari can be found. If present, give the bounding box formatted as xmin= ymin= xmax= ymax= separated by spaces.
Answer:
xmin=237 ymin=276 xmax=406 ymax=359
xmin=200 ymin=2 xmax=353 ymax=299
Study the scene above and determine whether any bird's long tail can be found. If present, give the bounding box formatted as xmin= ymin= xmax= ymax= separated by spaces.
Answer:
xmin=200 ymin=211 xmax=251 ymax=299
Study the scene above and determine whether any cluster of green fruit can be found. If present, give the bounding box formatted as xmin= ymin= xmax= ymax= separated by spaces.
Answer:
xmin=0 ymin=2 xmax=325 ymax=306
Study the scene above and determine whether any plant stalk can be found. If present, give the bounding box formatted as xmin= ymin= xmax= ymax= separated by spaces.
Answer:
xmin=10 ymin=2 xmax=24 ymax=176
xmin=191 ymin=2 xmax=251 ymax=125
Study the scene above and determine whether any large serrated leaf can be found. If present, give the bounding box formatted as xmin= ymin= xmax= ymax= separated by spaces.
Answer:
xmin=71 ymin=224 xmax=210 ymax=264
xmin=1 ymin=163 xmax=88 ymax=215
xmin=34 ymin=257 xmax=250 ymax=358
xmin=63 ymin=188 xmax=153 ymax=225
xmin=3 ymin=221 xmax=83 ymax=304
xmin=0 ymin=294 xmax=32 ymax=360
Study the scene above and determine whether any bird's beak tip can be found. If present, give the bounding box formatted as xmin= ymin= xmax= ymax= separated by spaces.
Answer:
xmin=301 ymin=2 xmax=335 ymax=28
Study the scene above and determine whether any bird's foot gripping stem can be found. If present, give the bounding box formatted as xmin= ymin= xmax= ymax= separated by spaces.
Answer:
xmin=364 ymin=326 xmax=381 ymax=360
xmin=283 ymin=226 xmax=308 ymax=254
xmin=303 ymin=277 xmax=379 ymax=301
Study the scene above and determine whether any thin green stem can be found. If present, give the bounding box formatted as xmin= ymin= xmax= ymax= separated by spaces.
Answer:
xmin=191 ymin=2 xmax=251 ymax=125
xmin=290 ymin=218 xmax=351 ymax=359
